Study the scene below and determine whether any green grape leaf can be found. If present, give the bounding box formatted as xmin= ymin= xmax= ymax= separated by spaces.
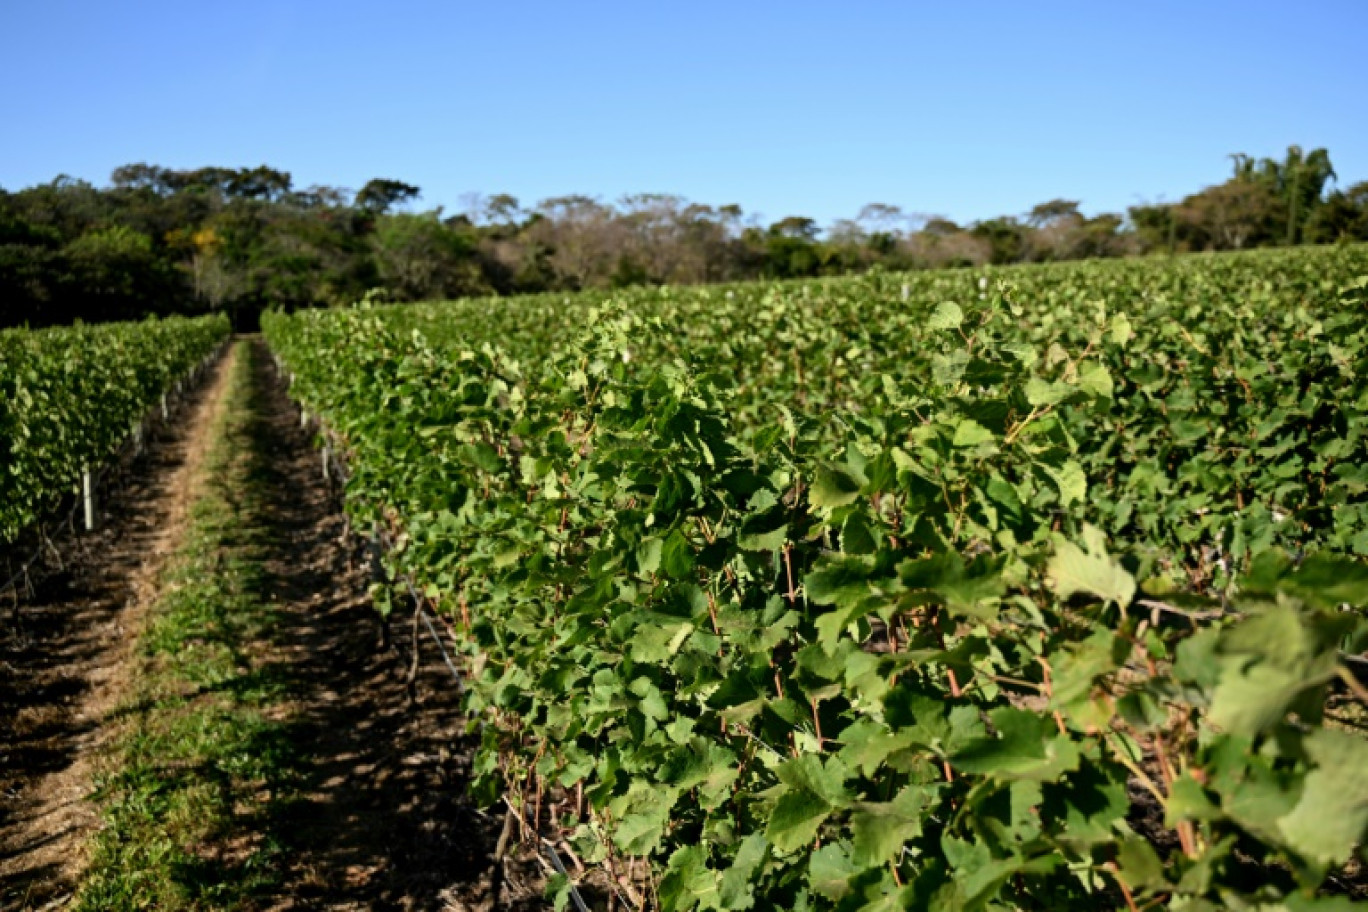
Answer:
xmin=810 ymin=465 xmax=863 ymax=510
xmin=1047 ymin=524 xmax=1135 ymax=607
xmin=1276 ymin=728 xmax=1368 ymax=867
xmin=929 ymin=301 xmax=964 ymax=331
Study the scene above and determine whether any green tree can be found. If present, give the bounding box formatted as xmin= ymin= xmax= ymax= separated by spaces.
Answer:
xmin=372 ymin=212 xmax=483 ymax=299
xmin=356 ymin=178 xmax=421 ymax=214
xmin=62 ymin=225 xmax=174 ymax=321
xmin=1303 ymin=181 xmax=1368 ymax=243
xmin=1176 ymin=178 xmax=1281 ymax=250
xmin=1231 ymin=146 xmax=1336 ymax=244
xmin=971 ymin=217 xmax=1027 ymax=264
xmin=1128 ymin=203 xmax=1179 ymax=252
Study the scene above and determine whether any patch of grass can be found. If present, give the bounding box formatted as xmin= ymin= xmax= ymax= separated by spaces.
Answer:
xmin=76 ymin=342 xmax=305 ymax=911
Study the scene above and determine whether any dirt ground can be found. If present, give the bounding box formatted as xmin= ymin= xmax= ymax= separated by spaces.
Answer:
xmin=0 ymin=347 xmax=237 ymax=909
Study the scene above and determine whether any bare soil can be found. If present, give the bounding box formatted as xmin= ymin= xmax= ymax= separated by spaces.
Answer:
xmin=0 ymin=347 xmax=237 ymax=910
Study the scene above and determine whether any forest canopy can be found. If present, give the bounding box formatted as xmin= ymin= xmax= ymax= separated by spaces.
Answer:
xmin=2 ymin=146 xmax=1365 ymax=329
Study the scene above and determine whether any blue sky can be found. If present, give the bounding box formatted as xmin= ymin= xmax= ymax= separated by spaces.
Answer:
xmin=2 ymin=1 xmax=1365 ymax=228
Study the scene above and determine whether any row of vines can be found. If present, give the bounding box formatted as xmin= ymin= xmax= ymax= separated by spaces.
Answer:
xmin=0 ymin=314 xmax=231 ymax=545
xmin=264 ymin=245 xmax=1368 ymax=910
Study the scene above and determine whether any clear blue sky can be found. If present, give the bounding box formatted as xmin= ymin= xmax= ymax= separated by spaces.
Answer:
xmin=2 ymin=0 xmax=1365 ymax=228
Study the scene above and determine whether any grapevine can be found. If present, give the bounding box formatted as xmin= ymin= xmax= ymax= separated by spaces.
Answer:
xmin=264 ymin=246 xmax=1368 ymax=910
xmin=0 ymin=314 xmax=231 ymax=545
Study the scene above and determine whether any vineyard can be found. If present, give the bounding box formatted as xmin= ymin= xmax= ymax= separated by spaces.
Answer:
xmin=259 ymin=244 xmax=1368 ymax=910
xmin=0 ymin=314 xmax=230 ymax=546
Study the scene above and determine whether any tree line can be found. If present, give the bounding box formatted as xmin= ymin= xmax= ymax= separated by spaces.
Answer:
xmin=1 ymin=145 xmax=1364 ymax=329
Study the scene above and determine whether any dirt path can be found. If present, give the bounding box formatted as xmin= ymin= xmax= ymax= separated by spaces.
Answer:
xmin=246 ymin=339 xmax=536 ymax=910
xmin=0 ymin=346 xmax=237 ymax=910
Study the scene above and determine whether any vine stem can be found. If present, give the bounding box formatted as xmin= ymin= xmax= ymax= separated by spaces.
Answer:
xmin=1104 ymin=864 xmax=1141 ymax=912
xmin=1337 ymin=664 xmax=1368 ymax=707
xmin=1151 ymin=730 xmax=1196 ymax=859
xmin=1105 ymin=733 xmax=1167 ymax=807
xmin=1004 ymin=404 xmax=1053 ymax=445
xmin=1136 ymin=598 xmax=1224 ymax=623
xmin=987 ymin=673 xmax=1044 ymax=692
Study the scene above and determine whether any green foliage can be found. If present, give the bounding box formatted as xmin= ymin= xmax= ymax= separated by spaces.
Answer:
xmin=0 ymin=313 xmax=229 ymax=543
xmin=263 ymin=244 xmax=1368 ymax=910
xmin=6 ymin=147 xmax=1367 ymax=328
